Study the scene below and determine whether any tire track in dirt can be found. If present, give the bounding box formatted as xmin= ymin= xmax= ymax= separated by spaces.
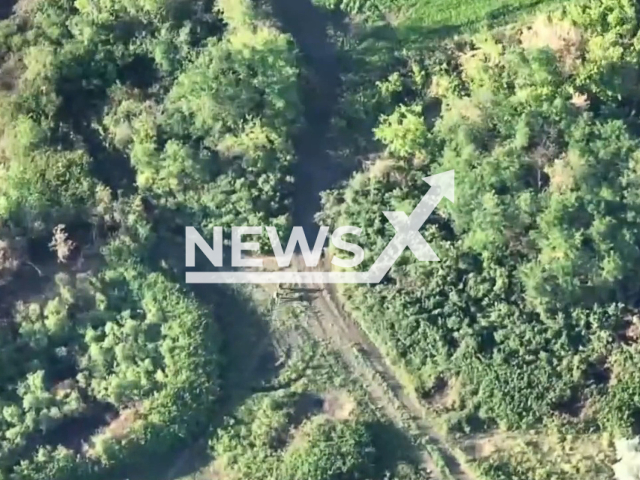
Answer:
xmin=284 ymin=256 xmax=477 ymax=480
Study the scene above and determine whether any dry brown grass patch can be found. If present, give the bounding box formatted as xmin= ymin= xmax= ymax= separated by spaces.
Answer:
xmin=520 ymin=15 xmax=584 ymax=74
xmin=438 ymin=377 xmax=463 ymax=410
xmin=571 ymin=91 xmax=590 ymax=110
xmin=322 ymin=390 xmax=356 ymax=421
xmin=0 ymin=56 xmax=24 ymax=93
xmin=209 ymin=458 xmax=241 ymax=480
xmin=366 ymin=155 xmax=398 ymax=180
xmin=462 ymin=428 xmax=614 ymax=480
xmin=51 ymin=378 xmax=77 ymax=398
xmin=546 ymin=153 xmax=576 ymax=193
xmin=13 ymin=0 xmax=41 ymax=18
xmin=88 ymin=402 xmax=143 ymax=449
xmin=0 ymin=238 xmax=23 ymax=285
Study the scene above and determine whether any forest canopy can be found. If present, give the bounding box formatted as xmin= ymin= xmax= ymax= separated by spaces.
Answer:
xmin=0 ymin=0 xmax=301 ymax=236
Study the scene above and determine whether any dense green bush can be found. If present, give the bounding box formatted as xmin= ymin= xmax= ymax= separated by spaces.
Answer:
xmin=0 ymin=0 xmax=300 ymax=239
xmin=120 ymin=3 xmax=301 ymax=231
xmin=280 ymin=416 xmax=374 ymax=480
xmin=0 ymin=242 xmax=220 ymax=480
xmin=212 ymin=392 xmax=375 ymax=480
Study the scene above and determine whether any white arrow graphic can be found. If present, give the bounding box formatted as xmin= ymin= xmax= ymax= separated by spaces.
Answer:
xmin=186 ymin=170 xmax=454 ymax=284
xmin=364 ymin=170 xmax=454 ymax=283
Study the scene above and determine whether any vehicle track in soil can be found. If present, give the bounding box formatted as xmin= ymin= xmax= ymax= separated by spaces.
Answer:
xmin=263 ymin=0 xmax=477 ymax=477
xmin=283 ymin=257 xmax=476 ymax=480
xmin=166 ymin=0 xmax=476 ymax=477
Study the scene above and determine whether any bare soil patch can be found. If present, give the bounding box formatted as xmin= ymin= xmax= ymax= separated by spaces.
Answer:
xmin=322 ymin=390 xmax=356 ymax=420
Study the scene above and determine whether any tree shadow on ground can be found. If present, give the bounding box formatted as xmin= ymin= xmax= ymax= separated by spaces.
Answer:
xmin=0 ymin=0 xmax=16 ymax=20
xmin=260 ymin=0 xmax=360 ymax=242
xmin=124 ymin=238 xmax=283 ymax=480
xmin=367 ymin=420 xmax=426 ymax=479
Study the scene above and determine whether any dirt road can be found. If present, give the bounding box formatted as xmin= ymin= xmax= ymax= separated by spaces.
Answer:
xmin=278 ymin=256 xmax=476 ymax=480
xmin=262 ymin=0 xmax=477 ymax=478
xmin=161 ymin=0 xmax=476 ymax=477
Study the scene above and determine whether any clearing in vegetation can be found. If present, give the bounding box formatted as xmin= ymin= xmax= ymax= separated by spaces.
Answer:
xmin=312 ymin=0 xmax=564 ymax=35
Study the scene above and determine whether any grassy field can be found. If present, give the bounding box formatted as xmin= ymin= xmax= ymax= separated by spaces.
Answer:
xmin=380 ymin=0 xmax=560 ymax=26
xmin=316 ymin=0 xmax=564 ymax=32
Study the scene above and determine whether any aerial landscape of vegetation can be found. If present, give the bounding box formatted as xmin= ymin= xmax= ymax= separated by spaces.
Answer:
xmin=2 ymin=0 xmax=640 ymax=478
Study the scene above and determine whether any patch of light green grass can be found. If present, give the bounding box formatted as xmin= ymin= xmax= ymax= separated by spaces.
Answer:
xmin=317 ymin=0 xmax=566 ymax=36
xmin=394 ymin=0 xmax=562 ymax=27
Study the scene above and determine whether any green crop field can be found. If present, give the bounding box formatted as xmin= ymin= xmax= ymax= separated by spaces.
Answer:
xmin=383 ymin=0 xmax=558 ymax=26
xmin=316 ymin=0 xmax=563 ymax=31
